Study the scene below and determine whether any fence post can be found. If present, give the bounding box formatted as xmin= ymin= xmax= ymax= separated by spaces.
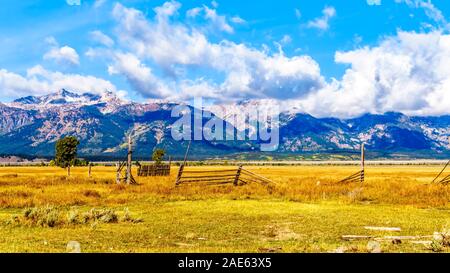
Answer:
xmin=360 ymin=143 xmax=365 ymax=183
xmin=88 ymin=163 xmax=92 ymax=178
xmin=116 ymin=162 xmax=121 ymax=184
xmin=126 ymin=135 xmax=132 ymax=184
xmin=176 ymin=164 xmax=184 ymax=186
xmin=234 ymin=165 xmax=243 ymax=186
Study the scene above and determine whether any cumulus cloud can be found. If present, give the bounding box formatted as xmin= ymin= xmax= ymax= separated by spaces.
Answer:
xmin=186 ymin=7 xmax=202 ymax=18
xmin=0 ymin=65 xmax=123 ymax=99
xmin=43 ymin=45 xmax=80 ymax=66
xmin=81 ymin=1 xmax=450 ymax=118
xmin=108 ymin=52 xmax=172 ymax=98
xmin=294 ymin=31 xmax=450 ymax=118
xmin=186 ymin=4 xmax=235 ymax=33
xmin=203 ymin=5 xmax=234 ymax=33
xmin=109 ymin=2 xmax=324 ymax=101
xmin=154 ymin=0 xmax=181 ymax=20
xmin=307 ymin=6 xmax=336 ymax=31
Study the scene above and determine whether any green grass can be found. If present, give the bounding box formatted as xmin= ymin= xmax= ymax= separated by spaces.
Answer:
xmin=0 ymin=199 xmax=448 ymax=253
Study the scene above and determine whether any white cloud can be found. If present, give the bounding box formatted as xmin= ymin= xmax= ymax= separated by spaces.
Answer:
xmin=94 ymin=0 xmax=107 ymax=8
xmin=307 ymin=6 xmax=336 ymax=31
xmin=294 ymin=31 xmax=450 ymax=118
xmin=108 ymin=52 xmax=172 ymax=98
xmin=186 ymin=7 xmax=202 ymax=18
xmin=153 ymin=0 xmax=181 ymax=20
xmin=109 ymin=2 xmax=324 ymax=101
xmin=367 ymin=0 xmax=381 ymax=5
xmin=90 ymin=30 xmax=114 ymax=47
xmin=66 ymin=0 xmax=81 ymax=6
xmin=230 ymin=16 xmax=246 ymax=24
xmin=395 ymin=0 xmax=448 ymax=29
xmin=0 ymin=65 xmax=123 ymax=99
xmin=186 ymin=5 xmax=238 ymax=32
xmin=44 ymin=36 xmax=58 ymax=47
xmin=203 ymin=5 xmax=234 ymax=33
xmin=43 ymin=45 xmax=80 ymax=66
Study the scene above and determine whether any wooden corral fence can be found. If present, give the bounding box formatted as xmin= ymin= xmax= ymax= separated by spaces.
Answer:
xmin=338 ymin=170 xmax=364 ymax=183
xmin=175 ymin=164 xmax=275 ymax=187
xmin=115 ymin=135 xmax=137 ymax=185
xmin=116 ymin=160 xmax=137 ymax=184
xmin=431 ymin=159 xmax=450 ymax=185
xmin=138 ymin=164 xmax=171 ymax=177
xmin=338 ymin=143 xmax=365 ymax=184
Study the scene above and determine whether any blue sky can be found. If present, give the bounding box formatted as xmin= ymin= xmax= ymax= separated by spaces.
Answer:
xmin=1 ymin=0 xmax=450 ymax=117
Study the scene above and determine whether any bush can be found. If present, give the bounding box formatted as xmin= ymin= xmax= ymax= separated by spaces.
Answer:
xmin=72 ymin=159 xmax=90 ymax=167
xmin=22 ymin=206 xmax=63 ymax=227
xmin=81 ymin=208 xmax=118 ymax=224
xmin=67 ymin=209 xmax=80 ymax=224
xmin=5 ymin=206 xmax=140 ymax=227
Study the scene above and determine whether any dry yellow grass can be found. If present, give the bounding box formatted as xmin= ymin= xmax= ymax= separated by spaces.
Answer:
xmin=0 ymin=165 xmax=448 ymax=253
xmin=0 ymin=165 xmax=448 ymax=208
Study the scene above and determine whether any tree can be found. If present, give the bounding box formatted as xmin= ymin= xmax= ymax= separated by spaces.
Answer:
xmin=55 ymin=136 xmax=80 ymax=176
xmin=152 ymin=149 xmax=165 ymax=165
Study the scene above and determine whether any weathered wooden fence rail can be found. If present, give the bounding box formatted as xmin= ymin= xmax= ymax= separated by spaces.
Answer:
xmin=338 ymin=170 xmax=364 ymax=184
xmin=175 ymin=165 xmax=275 ymax=187
xmin=431 ymin=159 xmax=450 ymax=185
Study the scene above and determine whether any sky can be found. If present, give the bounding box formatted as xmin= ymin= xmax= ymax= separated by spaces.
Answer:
xmin=1 ymin=0 xmax=450 ymax=118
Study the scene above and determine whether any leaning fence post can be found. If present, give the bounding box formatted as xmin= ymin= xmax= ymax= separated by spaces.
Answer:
xmin=176 ymin=164 xmax=184 ymax=186
xmin=234 ymin=165 xmax=243 ymax=186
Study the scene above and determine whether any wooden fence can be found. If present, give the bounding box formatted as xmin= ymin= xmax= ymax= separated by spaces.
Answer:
xmin=338 ymin=170 xmax=364 ymax=183
xmin=431 ymin=159 xmax=450 ymax=185
xmin=175 ymin=165 xmax=275 ymax=186
xmin=116 ymin=160 xmax=137 ymax=184
xmin=338 ymin=143 xmax=365 ymax=184
xmin=138 ymin=164 xmax=171 ymax=177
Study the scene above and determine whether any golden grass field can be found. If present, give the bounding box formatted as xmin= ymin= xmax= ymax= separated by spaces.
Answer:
xmin=0 ymin=164 xmax=448 ymax=253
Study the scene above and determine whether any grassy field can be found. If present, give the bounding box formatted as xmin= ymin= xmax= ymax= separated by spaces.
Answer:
xmin=0 ymin=165 xmax=448 ymax=253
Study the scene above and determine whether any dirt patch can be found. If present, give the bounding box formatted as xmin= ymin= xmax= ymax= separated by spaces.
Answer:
xmin=262 ymin=223 xmax=302 ymax=241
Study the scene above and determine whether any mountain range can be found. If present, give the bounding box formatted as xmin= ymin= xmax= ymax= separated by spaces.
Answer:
xmin=1 ymin=89 xmax=450 ymax=160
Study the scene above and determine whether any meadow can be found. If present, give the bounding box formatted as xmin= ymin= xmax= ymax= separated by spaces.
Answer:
xmin=0 ymin=164 xmax=448 ymax=253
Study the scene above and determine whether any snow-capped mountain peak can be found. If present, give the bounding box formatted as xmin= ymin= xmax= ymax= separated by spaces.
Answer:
xmin=9 ymin=89 xmax=126 ymax=111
